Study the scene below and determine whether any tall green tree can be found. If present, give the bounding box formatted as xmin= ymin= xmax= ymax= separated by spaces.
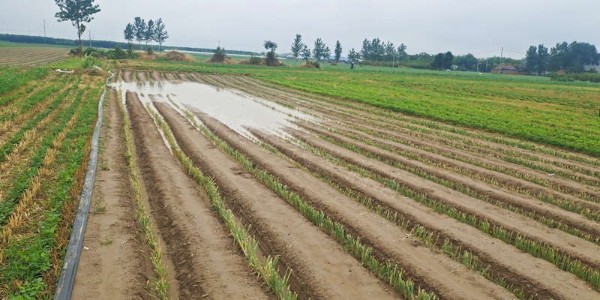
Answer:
xmin=334 ymin=40 xmax=342 ymax=62
xmin=300 ymin=45 xmax=311 ymax=61
xmin=348 ymin=48 xmax=361 ymax=63
xmin=133 ymin=17 xmax=146 ymax=49
xmin=454 ymin=53 xmax=478 ymax=71
xmin=291 ymin=34 xmax=303 ymax=59
xmin=123 ymin=23 xmax=134 ymax=55
xmin=154 ymin=18 xmax=169 ymax=52
xmin=536 ymin=44 xmax=549 ymax=75
xmin=431 ymin=53 xmax=445 ymax=69
xmin=443 ymin=51 xmax=454 ymax=69
xmin=54 ymin=0 xmax=101 ymax=54
xmin=144 ymin=19 xmax=155 ymax=49
xmin=313 ymin=38 xmax=330 ymax=62
xmin=525 ymin=45 xmax=537 ymax=74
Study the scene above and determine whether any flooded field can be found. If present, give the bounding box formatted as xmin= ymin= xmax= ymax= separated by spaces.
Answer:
xmin=74 ymin=70 xmax=600 ymax=300
xmin=111 ymin=76 xmax=315 ymax=139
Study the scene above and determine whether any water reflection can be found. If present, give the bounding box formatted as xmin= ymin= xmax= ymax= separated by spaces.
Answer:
xmin=110 ymin=79 xmax=316 ymax=139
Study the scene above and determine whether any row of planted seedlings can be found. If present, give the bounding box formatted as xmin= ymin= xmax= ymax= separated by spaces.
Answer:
xmin=0 ymin=79 xmax=82 ymax=225
xmin=249 ymin=76 xmax=600 ymax=168
xmin=199 ymin=75 xmax=593 ymax=297
xmin=0 ymin=74 xmax=69 ymax=123
xmin=0 ymin=79 xmax=46 ymax=107
xmin=171 ymin=104 xmax=438 ymax=300
xmin=0 ymin=77 xmax=77 ymax=160
xmin=203 ymin=75 xmax=600 ymax=203
xmin=118 ymin=90 xmax=170 ymax=299
xmin=233 ymin=75 xmax=600 ymax=180
xmin=301 ymin=122 xmax=600 ymax=242
xmin=0 ymin=76 xmax=73 ymax=140
xmin=331 ymin=109 xmax=600 ymax=187
xmin=341 ymin=120 xmax=600 ymax=192
xmin=287 ymin=129 xmax=600 ymax=291
xmin=0 ymin=67 xmax=49 ymax=103
xmin=250 ymin=130 xmax=536 ymax=299
xmin=143 ymin=101 xmax=297 ymax=300
xmin=0 ymin=78 xmax=101 ymax=298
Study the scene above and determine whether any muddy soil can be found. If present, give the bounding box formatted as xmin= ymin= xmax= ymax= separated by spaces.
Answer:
xmin=250 ymin=129 xmax=600 ymax=300
xmin=73 ymin=89 xmax=152 ymax=299
xmin=155 ymin=102 xmax=398 ymax=300
xmin=126 ymin=93 xmax=271 ymax=300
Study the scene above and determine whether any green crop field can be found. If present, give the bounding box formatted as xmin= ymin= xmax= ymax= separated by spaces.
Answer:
xmin=124 ymin=58 xmax=600 ymax=157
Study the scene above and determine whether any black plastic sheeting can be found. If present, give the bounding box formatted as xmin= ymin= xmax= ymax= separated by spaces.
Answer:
xmin=54 ymin=72 xmax=114 ymax=300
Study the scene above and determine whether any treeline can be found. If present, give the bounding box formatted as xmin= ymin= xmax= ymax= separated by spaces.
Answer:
xmin=525 ymin=41 xmax=599 ymax=74
xmin=0 ymin=33 xmax=259 ymax=57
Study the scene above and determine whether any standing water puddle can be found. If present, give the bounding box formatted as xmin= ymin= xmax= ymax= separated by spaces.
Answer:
xmin=111 ymin=80 xmax=316 ymax=139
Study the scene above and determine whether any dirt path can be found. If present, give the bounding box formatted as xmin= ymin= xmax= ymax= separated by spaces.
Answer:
xmin=73 ymin=89 xmax=152 ymax=299
xmin=287 ymin=128 xmax=600 ymax=270
xmin=188 ymin=110 xmax=515 ymax=300
xmin=154 ymin=102 xmax=399 ymax=300
xmin=251 ymin=129 xmax=600 ymax=300
xmin=127 ymin=93 xmax=271 ymax=300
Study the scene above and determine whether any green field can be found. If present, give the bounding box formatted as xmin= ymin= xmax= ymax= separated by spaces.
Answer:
xmin=123 ymin=58 xmax=600 ymax=157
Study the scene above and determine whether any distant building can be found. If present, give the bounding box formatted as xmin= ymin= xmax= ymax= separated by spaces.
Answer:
xmin=491 ymin=64 xmax=519 ymax=75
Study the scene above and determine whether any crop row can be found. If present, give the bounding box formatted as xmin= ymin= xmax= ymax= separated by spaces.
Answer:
xmin=290 ymin=130 xmax=600 ymax=290
xmin=143 ymin=101 xmax=297 ymax=299
xmin=119 ymin=92 xmax=169 ymax=299
xmin=0 ymin=81 xmax=100 ymax=298
xmin=210 ymin=75 xmax=599 ymax=196
xmin=174 ymin=106 xmax=438 ymax=300
xmin=304 ymin=123 xmax=600 ymax=240
xmin=230 ymin=75 xmax=599 ymax=176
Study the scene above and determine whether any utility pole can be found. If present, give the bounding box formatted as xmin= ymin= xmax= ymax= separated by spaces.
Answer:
xmin=89 ymin=30 xmax=92 ymax=48
xmin=43 ymin=19 xmax=46 ymax=44
xmin=499 ymin=46 xmax=504 ymax=74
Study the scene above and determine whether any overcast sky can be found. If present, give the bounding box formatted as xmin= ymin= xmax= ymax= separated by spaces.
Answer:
xmin=1 ymin=0 xmax=599 ymax=58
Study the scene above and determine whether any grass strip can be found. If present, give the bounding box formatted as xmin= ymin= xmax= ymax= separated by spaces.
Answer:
xmin=119 ymin=96 xmax=169 ymax=299
xmin=176 ymin=108 xmax=437 ymax=300
xmin=297 ymin=135 xmax=600 ymax=291
xmin=146 ymin=105 xmax=297 ymax=300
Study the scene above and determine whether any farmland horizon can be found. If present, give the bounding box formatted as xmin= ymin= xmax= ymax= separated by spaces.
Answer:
xmin=1 ymin=0 xmax=600 ymax=58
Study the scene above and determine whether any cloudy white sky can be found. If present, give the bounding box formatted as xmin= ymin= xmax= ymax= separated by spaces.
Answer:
xmin=1 ymin=0 xmax=599 ymax=58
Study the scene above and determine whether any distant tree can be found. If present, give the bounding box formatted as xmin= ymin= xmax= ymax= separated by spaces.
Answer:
xmin=123 ymin=23 xmax=134 ymax=55
xmin=154 ymin=18 xmax=168 ymax=52
xmin=348 ymin=48 xmax=361 ymax=63
xmin=549 ymin=41 xmax=598 ymax=72
xmin=300 ymin=45 xmax=311 ymax=61
xmin=210 ymin=46 xmax=227 ymax=63
xmin=133 ymin=17 xmax=146 ymax=49
xmin=264 ymin=40 xmax=279 ymax=66
xmin=431 ymin=53 xmax=445 ymax=69
xmin=397 ymin=43 xmax=408 ymax=61
xmin=291 ymin=34 xmax=303 ymax=59
xmin=54 ymin=0 xmax=101 ymax=54
xmin=454 ymin=53 xmax=478 ymax=71
xmin=334 ymin=40 xmax=342 ymax=62
xmin=443 ymin=51 xmax=454 ymax=69
xmin=313 ymin=38 xmax=330 ymax=62
xmin=144 ymin=19 xmax=155 ymax=53
xmin=536 ymin=44 xmax=549 ymax=75
xmin=525 ymin=45 xmax=537 ymax=74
